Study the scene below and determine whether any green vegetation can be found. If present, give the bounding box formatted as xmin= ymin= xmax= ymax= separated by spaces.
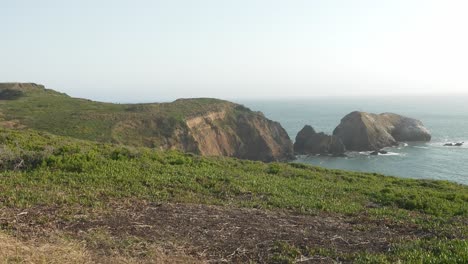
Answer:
xmin=0 ymin=127 xmax=467 ymax=262
xmin=0 ymin=83 xmax=241 ymax=147
xmin=0 ymin=83 xmax=466 ymax=263
xmin=271 ymin=239 xmax=468 ymax=264
xmin=1 ymin=128 xmax=466 ymax=217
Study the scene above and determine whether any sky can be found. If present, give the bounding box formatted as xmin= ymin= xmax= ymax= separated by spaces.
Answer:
xmin=2 ymin=0 xmax=468 ymax=102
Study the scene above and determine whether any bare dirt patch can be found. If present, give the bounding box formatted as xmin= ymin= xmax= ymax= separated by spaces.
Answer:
xmin=1 ymin=202 xmax=432 ymax=263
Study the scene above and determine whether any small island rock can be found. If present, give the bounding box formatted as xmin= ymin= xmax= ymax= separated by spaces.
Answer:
xmin=333 ymin=111 xmax=431 ymax=151
xmin=294 ymin=125 xmax=346 ymax=156
xmin=444 ymin=142 xmax=464 ymax=147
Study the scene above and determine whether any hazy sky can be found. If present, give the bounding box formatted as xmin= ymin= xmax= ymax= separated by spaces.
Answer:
xmin=2 ymin=0 xmax=468 ymax=102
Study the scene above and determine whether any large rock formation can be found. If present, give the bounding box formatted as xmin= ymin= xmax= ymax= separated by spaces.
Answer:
xmin=111 ymin=102 xmax=294 ymax=162
xmin=294 ymin=125 xmax=346 ymax=156
xmin=0 ymin=83 xmax=294 ymax=162
xmin=183 ymin=105 xmax=294 ymax=162
xmin=333 ymin=111 xmax=431 ymax=151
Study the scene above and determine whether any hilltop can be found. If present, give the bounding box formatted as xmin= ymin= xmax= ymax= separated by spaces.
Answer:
xmin=0 ymin=127 xmax=466 ymax=263
xmin=0 ymin=83 xmax=293 ymax=162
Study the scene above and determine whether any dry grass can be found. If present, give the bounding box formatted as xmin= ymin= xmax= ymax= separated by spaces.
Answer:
xmin=0 ymin=232 xmax=91 ymax=264
xmin=0 ymin=232 xmax=201 ymax=264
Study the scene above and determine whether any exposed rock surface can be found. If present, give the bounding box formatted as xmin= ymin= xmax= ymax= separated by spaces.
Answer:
xmin=333 ymin=111 xmax=431 ymax=151
xmin=184 ymin=107 xmax=294 ymax=162
xmin=293 ymin=125 xmax=346 ymax=156
xmin=444 ymin=142 xmax=464 ymax=147
xmin=370 ymin=150 xmax=388 ymax=155
xmin=0 ymin=83 xmax=294 ymax=162
xmin=111 ymin=104 xmax=294 ymax=162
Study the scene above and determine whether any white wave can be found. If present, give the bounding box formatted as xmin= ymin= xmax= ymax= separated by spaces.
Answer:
xmin=413 ymin=146 xmax=429 ymax=149
xmin=356 ymin=151 xmax=405 ymax=157
xmin=380 ymin=152 xmax=404 ymax=156
xmin=395 ymin=143 xmax=409 ymax=149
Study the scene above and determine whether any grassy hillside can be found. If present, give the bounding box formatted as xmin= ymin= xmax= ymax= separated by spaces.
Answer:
xmin=0 ymin=83 xmax=240 ymax=145
xmin=0 ymin=83 xmax=294 ymax=162
xmin=0 ymin=127 xmax=466 ymax=263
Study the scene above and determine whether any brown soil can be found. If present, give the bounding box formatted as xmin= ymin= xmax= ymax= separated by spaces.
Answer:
xmin=1 ymin=201 xmax=432 ymax=263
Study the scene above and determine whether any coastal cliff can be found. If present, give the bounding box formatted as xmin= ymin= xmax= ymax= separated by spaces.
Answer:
xmin=185 ymin=107 xmax=293 ymax=161
xmin=0 ymin=83 xmax=293 ymax=162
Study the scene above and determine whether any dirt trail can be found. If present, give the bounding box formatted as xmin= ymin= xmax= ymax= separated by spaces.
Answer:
xmin=2 ymin=202 xmax=430 ymax=263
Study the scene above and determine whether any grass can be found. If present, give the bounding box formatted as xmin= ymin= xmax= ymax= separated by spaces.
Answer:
xmin=0 ymin=83 xmax=245 ymax=148
xmin=0 ymin=128 xmax=466 ymax=218
xmin=0 ymin=127 xmax=467 ymax=262
xmin=0 ymin=231 xmax=199 ymax=264
xmin=0 ymin=83 xmax=290 ymax=162
xmin=0 ymin=232 xmax=92 ymax=264
xmin=0 ymin=82 xmax=466 ymax=263
xmin=270 ymin=239 xmax=468 ymax=264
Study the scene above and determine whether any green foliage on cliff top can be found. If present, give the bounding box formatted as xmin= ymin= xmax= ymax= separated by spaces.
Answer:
xmin=0 ymin=83 xmax=243 ymax=146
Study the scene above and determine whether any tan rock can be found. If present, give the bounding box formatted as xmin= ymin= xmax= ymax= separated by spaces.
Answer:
xmin=333 ymin=111 xmax=431 ymax=151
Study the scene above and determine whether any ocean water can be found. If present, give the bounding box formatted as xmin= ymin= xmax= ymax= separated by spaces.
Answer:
xmin=238 ymin=96 xmax=468 ymax=185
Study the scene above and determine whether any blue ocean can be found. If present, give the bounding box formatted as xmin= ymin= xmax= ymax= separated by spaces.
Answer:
xmin=238 ymin=96 xmax=468 ymax=185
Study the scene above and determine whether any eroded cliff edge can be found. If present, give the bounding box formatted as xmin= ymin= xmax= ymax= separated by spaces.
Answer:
xmin=184 ymin=105 xmax=294 ymax=161
xmin=0 ymin=83 xmax=293 ymax=162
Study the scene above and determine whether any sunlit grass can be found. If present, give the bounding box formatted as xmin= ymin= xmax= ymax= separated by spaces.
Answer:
xmin=0 ymin=127 xmax=467 ymax=263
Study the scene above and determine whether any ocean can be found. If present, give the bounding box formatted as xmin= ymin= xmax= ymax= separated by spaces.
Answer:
xmin=238 ymin=96 xmax=468 ymax=185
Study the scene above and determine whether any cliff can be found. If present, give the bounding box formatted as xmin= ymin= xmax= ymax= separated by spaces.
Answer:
xmin=184 ymin=106 xmax=293 ymax=161
xmin=333 ymin=111 xmax=431 ymax=151
xmin=0 ymin=83 xmax=293 ymax=162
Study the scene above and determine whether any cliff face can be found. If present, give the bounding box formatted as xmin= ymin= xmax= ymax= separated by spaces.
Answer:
xmin=379 ymin=113 xmax=432 ymax=142
xmin=185 ymin=110 xmax=237 ymax=156
xmin=110 ymin=103 xmax=294 ymax=162
xmin=184 ymin=106 xmax=294 ymax=162
xmin=333 ymin=111 xmax=431 ymax=151
xmin=229 ymin=110 xmax=294 ymax=161
xmin=0 ymin=83 xmax=293 ymax=162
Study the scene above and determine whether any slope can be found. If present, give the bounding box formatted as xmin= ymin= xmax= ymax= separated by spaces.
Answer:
xmin=0 ymin=127 xmax=466 ymax=263
xmin=0 ymin=83 xmax=293 ymax=161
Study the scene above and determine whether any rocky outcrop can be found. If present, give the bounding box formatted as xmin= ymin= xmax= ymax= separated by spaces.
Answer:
xmin=111 ymin=104 xmax=294 ymax=162
xmin=379 ymin=113 xmax=432 ymax=142
xmin=444 ymin=142 xmax=464 ymax=147
xmin=107 ymin=101 xmax=294 ymax=162
xmin=294 ymin=125 xmax=346 ymax=156
xmin=185 ymin=106 xmax=294 ymax=162
xmin=333 ymin=111 xmax=431 ymax=151
xmin=370 ymin=150 xmax=388 ymax=155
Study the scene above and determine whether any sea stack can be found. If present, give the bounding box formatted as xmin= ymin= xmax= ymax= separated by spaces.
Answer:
xmin=333 ymin=111 xmax=431 ymax=151
xmin=293 ymin=125 xmax=346 ymax=156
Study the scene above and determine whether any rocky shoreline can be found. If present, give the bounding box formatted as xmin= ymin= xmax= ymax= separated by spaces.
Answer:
xmin=293 ymin=111 xmax=431 ymax=157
